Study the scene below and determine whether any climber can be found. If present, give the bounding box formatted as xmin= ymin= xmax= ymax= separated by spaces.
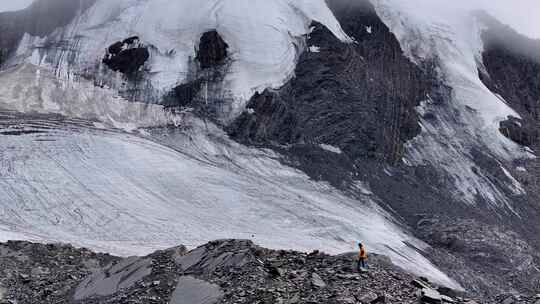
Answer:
xmin=357 ymin=242 xmax=368 ymax=271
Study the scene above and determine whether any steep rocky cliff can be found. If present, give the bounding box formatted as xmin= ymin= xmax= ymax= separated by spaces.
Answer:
xmin=229 ymin=0 xmax=429 ymax=164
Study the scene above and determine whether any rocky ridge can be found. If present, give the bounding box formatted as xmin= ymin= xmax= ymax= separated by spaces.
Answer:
xmin=0 ymin=239 xmax=536 ymax=304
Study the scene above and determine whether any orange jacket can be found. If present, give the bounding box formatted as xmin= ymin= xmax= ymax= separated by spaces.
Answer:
xmin=359 ymin=247 xmax=367 ymax=259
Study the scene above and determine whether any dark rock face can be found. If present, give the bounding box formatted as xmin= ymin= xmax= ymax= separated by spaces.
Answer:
xmin=276 ymin=144 xmax=356 ymax=188
xmin=478 ymin=13 xmax=540 ymax=147
xmin=5 ymin=239 xmax=518 ymax=304
xmin=499 ymin=117 xmax=535 ymax=147
xmin=196 ymin=30 xmax=229 ymax=69
xmin=163 ymin=79 xmax=205 ymax=107
xmin=102 ymin=37 xmax=150 ymax=78
xmin=481 ymin=48 xmax=540 ymax=145
xmin=163 ymin=30 xmax=231 ymax=119
xmin=228 ymin=0 xmax=430 ymax=164
xmin=0 ymin=0 xmax=96 ymax=64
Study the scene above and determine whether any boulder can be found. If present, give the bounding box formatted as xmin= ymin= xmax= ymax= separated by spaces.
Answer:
xmin=356 ymin=291 xmax=378 ymax=304
xmin=440 ymin=295 xmax=455 ymax=303
xmin=311 ymin=273 xmax=327 ymax=288
xmin=175 ymin=240 xmax=255 ymax=274
xmin=421 ymin=288 xmax=442 ymax=304
xmin=73 ymin=257 xmax=151 ymax=300
xmin=411 ymin=279 xmax=431 ymax=289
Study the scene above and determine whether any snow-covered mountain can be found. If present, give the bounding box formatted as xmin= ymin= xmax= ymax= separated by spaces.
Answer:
xmin=1 ymin=0 xmax=539 ymax=296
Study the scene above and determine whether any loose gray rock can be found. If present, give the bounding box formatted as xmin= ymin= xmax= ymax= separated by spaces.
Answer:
xmin=1 ymin=239 xmax=536 ymax=304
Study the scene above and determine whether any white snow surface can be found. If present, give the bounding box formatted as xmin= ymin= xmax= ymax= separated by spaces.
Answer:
xmin=11 ymin=0 xmax=351 ymax=120
xmin=0 ymin=111 xmax=458 ymax=289
xmin=373 ymin=0 xmax=534 ymax=210
xmin=319 ymin=144 xmax=342 ymax=154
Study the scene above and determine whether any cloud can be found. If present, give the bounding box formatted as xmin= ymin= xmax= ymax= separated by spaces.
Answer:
xmin=421 ymin=0 xmax=540 ymax=39
xmin=0 ymin=0 xmax=34 ymax=12
xmin=472 ymin=0 xmax=540 ymax=38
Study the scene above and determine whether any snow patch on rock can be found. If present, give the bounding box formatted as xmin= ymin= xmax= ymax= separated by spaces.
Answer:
xmin=10 ymin=0 xmax=351 ymax=121
xmin=373 ymin=0 xmax=533 ymax=211
xmin=319 ymin=144 xmax=342 ymax=154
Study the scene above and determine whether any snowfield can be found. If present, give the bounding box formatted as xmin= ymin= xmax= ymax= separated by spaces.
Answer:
xmin=0 ymin=109 xmax=459 ymax=289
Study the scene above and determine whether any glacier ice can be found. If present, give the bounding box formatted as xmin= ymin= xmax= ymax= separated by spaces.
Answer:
xmin=0 ymin=110 xmax=460 ymax=289
xmin=10 ymin=0 xmax=351 ymax=120
xmin=0 ymin=64 xmax=178 ymax=131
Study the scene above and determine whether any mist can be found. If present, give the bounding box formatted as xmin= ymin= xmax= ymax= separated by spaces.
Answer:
xmin=1 ymin=0 xmax=538 ymax=38
xmin=475 ymin=0 xmax=540 ymax=39
xmin=478 ymin=10 xmax=540 ymax=65
xmin=0 ymin=0 xmax=33 ymax=12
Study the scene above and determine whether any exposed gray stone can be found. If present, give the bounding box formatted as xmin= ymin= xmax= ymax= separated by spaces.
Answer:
xmin=311 ymin=272 xmax=327 ymax=288
xmin=74 ymin=257 xmax=152 ymax=300
xmin=422 ymin=288 xmax=443 ymax=304
xmin=412 ymin=279 xmax=431 ymax=289
xmin=170 ymin=276 xmax=223 ymax=304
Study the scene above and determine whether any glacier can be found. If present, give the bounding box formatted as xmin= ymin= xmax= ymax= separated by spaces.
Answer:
xmin=0 ymin=107 xmax=459 ymax=289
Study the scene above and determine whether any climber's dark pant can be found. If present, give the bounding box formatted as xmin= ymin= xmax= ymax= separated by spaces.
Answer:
xmin=357 ymin=258 xmax=367 ymax=270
